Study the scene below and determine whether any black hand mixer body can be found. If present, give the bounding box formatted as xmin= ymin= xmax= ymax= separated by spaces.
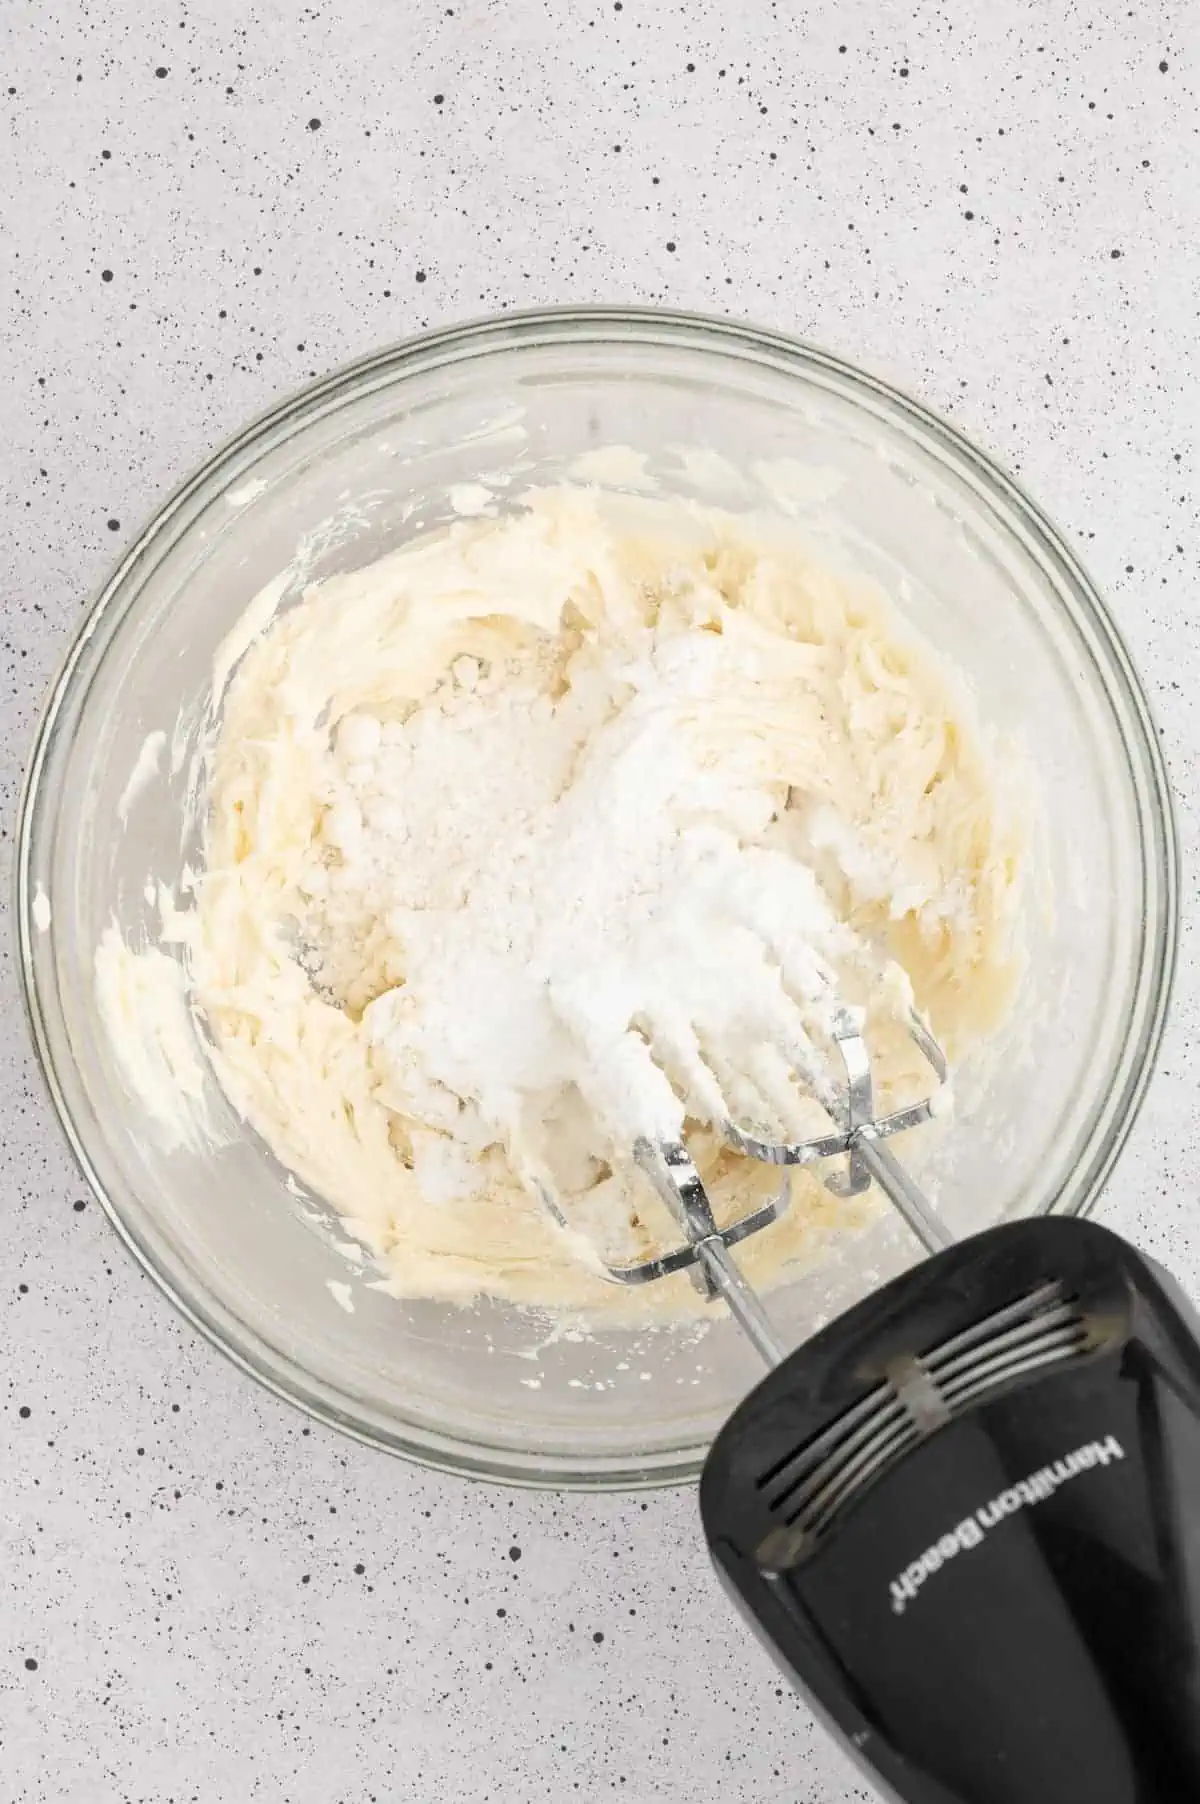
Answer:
xmin=700 ymin=1218 xmax=1200 ymax=1804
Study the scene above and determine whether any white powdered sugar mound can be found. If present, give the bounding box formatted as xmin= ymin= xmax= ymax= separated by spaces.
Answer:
xmin=300 ymin=628 xmax=864 ymax=1189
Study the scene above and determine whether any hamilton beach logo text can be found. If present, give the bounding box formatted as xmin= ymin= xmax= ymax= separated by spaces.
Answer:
xmin=888 ymin=1435 xmax=1125 ymax=1616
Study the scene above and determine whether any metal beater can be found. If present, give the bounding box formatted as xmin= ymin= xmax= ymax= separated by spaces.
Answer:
xmin=538 ymin=1004 xmax=952 ymax=1365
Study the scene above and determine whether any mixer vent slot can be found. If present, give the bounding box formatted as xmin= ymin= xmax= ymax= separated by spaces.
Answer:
xmin=754 ymin=1279 xmax=1089 ymax=1567
xmin=921 ymin=1280 xmax=1089 ymax=1413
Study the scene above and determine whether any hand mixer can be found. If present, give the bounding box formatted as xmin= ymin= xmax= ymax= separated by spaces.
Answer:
xmin=542 ymin=996 xmax=1200 ymax=1803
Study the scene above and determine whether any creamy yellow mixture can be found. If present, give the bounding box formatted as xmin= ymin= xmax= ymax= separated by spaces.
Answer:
xmin=131 ymin=485 xmax=1030 ymax=1314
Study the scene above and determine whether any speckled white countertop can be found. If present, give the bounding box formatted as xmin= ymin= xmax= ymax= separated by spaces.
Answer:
xmin=1 ymin=3 xmax=1196 ymax=1800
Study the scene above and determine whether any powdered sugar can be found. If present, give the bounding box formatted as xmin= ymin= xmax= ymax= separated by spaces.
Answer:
xmin=297 ymin=623 xmax=868 ymax=1184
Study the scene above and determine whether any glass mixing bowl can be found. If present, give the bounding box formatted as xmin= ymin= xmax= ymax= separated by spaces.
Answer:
xmin=17 ymin=307 xmax=1177 ymax=1488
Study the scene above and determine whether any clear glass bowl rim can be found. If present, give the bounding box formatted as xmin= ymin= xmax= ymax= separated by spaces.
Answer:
xmin=16 ymin=305 xmax=1180 ymax=1490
